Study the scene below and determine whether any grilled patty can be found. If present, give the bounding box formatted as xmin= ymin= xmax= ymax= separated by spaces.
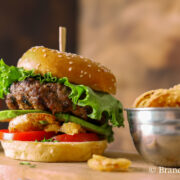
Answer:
xmin=6 ymin=78 xmax=93 ymax=120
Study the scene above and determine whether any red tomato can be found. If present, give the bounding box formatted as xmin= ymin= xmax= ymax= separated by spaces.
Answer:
xmin=53 ymin=133 xmax=99 ymax=142
xmin=0 ymin=129 xmax=55 ymax=141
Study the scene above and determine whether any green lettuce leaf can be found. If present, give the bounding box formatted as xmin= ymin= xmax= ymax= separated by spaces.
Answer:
xmin=0 ymin=59 xmax=124 ymax=128
xmin=0 ymin=59 xmax=34 ymax=98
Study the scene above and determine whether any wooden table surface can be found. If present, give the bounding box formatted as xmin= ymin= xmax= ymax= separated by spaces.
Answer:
xmin=0 ymin=150 xmax=179 ymax=180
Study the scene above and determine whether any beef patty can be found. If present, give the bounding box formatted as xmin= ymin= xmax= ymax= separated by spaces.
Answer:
xmin=6 ymin=78 xmax=93 ymax=120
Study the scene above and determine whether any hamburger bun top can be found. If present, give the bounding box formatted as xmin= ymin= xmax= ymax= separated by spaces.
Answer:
xmin=17 ymin=46 xmax=117 ymax=94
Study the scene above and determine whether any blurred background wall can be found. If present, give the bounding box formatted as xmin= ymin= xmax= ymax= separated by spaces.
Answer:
xmin=1 ymin=0 xmax=180 ymax=152
xmin=79 ymin=0 xmax=180 ymax=152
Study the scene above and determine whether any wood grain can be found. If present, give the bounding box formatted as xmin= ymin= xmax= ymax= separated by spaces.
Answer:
xmin=0 ymin=150 xmax=178 ymax=180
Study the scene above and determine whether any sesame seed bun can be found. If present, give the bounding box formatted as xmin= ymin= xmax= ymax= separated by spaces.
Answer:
xmin=17 ymin=46 xmax=117 ymax=94
xmin=1 ymin=140 xmax=107 ymax=162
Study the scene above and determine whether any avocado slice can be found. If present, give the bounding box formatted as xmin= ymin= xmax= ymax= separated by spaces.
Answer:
xmin=0 ymin=110 xmax=47 ymax=122
xmin=55 ymin=113 xmax=113 ymax=142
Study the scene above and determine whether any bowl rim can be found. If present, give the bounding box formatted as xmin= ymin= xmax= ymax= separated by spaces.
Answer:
xmin=124 ymin=107 xmax=180 ymax=111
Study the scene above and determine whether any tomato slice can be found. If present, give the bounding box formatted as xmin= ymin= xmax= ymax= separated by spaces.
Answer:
xmin=53 ymin=133 xmax=99 ymax=142
xmin=0 ymin=129 xmax=55 ymax=141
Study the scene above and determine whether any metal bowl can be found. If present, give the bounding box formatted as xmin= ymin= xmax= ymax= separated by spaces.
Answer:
xmin=125 ymin=108 xmax=180 ymax=167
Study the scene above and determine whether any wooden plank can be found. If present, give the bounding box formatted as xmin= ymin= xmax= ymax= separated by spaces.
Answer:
xmin=0 ymin=150 xmax=178 ymax=180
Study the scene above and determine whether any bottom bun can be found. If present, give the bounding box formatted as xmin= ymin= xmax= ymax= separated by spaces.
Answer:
xmin=1 ymin=140 xmax=107 ymax=162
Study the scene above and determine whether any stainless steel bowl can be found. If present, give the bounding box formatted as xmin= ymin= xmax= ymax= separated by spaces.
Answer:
xmin=125 ymin=108 xmax=180 ymax=167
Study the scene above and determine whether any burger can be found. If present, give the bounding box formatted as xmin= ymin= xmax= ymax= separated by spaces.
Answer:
xmin=0 ymin=46 xmax=124 ymax=162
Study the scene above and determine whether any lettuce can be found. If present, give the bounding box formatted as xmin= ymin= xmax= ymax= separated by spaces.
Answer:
xmin=0 ymin=59 xmax=124 ymax=128
xmin=0 ymin=59 xmax=35 ymax=98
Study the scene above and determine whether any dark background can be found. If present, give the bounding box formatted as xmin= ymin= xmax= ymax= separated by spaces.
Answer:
xmin=0 ymin=0 xmax=78 ymax=128
xmin=0 ymin=0 xmax=78 ymax=66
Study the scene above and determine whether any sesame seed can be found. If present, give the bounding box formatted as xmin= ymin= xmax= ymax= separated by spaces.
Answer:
xmin=42 ymin=49 xmax=46 ymax=52
xmin=69 ymin=61 xmax=73 ymax=64
xmin=80 ymin=70 xmax=83 ymax=74
xmin=36 ymin=64 xmax=40 ymax=68
xmin=43 ymin=54 xmax=47 ymax=57
xmin=66 ymin=53 xmax=71 ymax=57
xmin=89 ymin=74 xmax=91 ymax=78
xmin=79 ymin=56 xmax=84 ymax=59
xmin=69 ymin=67 xmax=72 ymax=71
xmin=80 ymin=74 xmax=83 ymax=78
xmin=71 ymin=54 xmax=77 ymax=58
xmin=34 ymin=46 xmax=44 ymax=49
xmin=97 ymin=69 xmax=101 ymax=72
xmin=88 ymin=64 xmax=92 ymax=67
xmin=58 ymin=55 xmax=62 ymax=58
xmin=84 ymin=72 xmax=87 ymax=75
xmin=23 ymin=58 xmax=28 ymax=62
